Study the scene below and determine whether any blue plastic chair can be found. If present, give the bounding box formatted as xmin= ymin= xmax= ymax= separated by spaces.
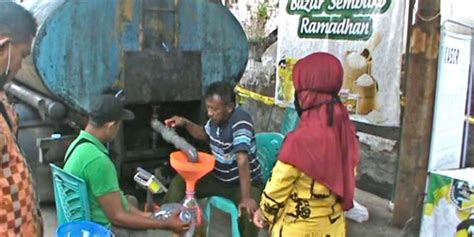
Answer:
xmin=280 ymin=107 xmax=300 ymax=136
xmin=56 ymin=221 xmax=112 ymax=237
xmin=256 ymin=132 xmax=285 ymax=183
xmin=204 ymin=132 xmax=284 ymax=237
xmin=50 ymin=164 xmax=91 ymax=225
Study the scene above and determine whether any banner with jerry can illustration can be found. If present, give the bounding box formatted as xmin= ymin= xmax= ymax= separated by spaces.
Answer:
xmin=420 ymin=169 xmax=474 ymax=237
xmin=276 ymin=0 xmax=405 ymax=126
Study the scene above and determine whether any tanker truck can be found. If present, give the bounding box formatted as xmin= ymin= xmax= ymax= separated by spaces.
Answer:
xmin=8 ymin=0 xmax=249 ymax=202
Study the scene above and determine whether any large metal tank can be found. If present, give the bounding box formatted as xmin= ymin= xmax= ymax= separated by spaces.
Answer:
xmin=12 ymin=0 xmax=249 ymax=201
xmin=16 ymin=0 xmax=249 ymax=112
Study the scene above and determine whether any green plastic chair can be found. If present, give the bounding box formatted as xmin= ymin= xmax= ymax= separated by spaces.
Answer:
xmin=50 ymin=164 xmax=90 ymax=225
xmin=280 ymin=107 xmax=300 ymax=136
xmin=256 ymin=132 xmax=285 ymax=183
xmin=205 ymin=196 xmax=240 ymax=237
xmin=204 ymin=132 xmax=284 ymax=237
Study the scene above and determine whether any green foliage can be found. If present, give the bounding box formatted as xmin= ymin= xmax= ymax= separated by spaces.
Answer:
xmin=257 ymin=2 xmax=269 ymax=19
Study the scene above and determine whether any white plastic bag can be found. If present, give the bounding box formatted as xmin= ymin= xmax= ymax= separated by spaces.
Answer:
xmin=345 ymin=201 xmax=369 ymax=223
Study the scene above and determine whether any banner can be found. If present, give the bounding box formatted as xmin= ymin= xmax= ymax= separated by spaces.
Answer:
xmin=276 ymin=0 xmax=405 ymax=126
xmin=428 ymin=30 xmax=471 ymax=172
xmin=420 ymin=169 xmax=474 ymax=237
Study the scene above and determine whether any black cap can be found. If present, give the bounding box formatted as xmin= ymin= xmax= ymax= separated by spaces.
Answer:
xmin=89 ymin=94 xmax=135 ymax=122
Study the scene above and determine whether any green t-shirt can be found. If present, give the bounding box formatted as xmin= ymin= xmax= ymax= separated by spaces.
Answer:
xmin=63 ymin=130 xmax=129 ymax=228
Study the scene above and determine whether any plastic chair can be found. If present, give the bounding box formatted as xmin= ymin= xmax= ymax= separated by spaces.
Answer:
xmin=205 ymin=196 xmax=240 ymax=237
xmin=280 ymin=107 xmax=300 ymax=136
xmin=50 ymin=164 xmax=91 ymax=225
xmin=256 ymin=132 xmax=285 ymax=183
xmin=56 ymin=221 xmax=113 ymax=237
xmin=204 ymin=132 xmax=284 ymax=237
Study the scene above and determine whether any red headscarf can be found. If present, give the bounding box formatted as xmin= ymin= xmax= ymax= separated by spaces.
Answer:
xmin=279 ymin=52 xmax=360 ymax=210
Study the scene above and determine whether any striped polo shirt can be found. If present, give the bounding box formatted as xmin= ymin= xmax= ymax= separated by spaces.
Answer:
xmin=204 ymin=107 xmax=261 ymax=185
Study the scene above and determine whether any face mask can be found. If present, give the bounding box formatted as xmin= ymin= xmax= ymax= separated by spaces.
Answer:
xmin=293 ymin=90 xmax=302 ymax=117
xmin=0 ymin=44 xmax=12 ymax=87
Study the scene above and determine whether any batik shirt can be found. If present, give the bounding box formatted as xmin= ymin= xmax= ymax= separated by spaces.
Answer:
xmin=0 ymin=92 xmax=42 ymax=237
xmin=260 ymin=160 xmax=346 ymax=237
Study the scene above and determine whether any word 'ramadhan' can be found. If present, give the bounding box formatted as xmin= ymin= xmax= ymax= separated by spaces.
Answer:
xmin=299 ymin=17 xmax=372 ymax=40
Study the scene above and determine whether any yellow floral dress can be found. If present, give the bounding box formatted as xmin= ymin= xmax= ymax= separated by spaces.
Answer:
xmin=260 ymin=160 xmax=346 ymax=237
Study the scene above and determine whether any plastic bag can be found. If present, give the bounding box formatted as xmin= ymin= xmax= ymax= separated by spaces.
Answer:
xmin=345 ymin=201 xmax=369 ymax=223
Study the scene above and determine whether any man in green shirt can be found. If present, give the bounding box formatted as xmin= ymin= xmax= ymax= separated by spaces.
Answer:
xmin=64 ymin=94 xmax=189 ymax=236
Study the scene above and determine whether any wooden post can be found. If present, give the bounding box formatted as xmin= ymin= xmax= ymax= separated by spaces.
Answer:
xmin=393 ymin=0 xmax=441 ymax=232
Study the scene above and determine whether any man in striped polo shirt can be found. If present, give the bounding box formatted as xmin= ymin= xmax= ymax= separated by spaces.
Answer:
xmin=163 ymin=81 xmax=262 ymax=237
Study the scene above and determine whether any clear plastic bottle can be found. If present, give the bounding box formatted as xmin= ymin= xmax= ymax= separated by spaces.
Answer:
xmin=153 ymin=203 xmax=180 ymax=220
xmin=153 ymin=203 xmax=192 ymax=223
xmin=181 ymin=191 xmax=203 ymax=237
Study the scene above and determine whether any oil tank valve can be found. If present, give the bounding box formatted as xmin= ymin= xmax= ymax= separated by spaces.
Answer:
xmin=134 ymin=167 xmax=167 ymax=194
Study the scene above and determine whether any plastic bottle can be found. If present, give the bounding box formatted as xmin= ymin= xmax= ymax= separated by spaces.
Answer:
xmin=181 ymin=192 xmax=203 ymax=237
xmin=153 ymin=203 xmax=192 ymax=224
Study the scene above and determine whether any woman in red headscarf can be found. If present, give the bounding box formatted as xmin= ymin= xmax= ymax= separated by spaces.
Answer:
xmin=253 ymin=52 xmax=360 ymax=236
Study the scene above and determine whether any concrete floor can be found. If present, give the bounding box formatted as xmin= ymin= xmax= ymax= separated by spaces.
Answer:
xmin=42 ymin=189 xmax=407 ymax=237
xmin=348 ymin=189 xmax=406 ymax=237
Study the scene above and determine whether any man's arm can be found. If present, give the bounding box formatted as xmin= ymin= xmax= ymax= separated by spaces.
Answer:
xmin=83 ymin=157 xmax=187 ymax=233
xmin=128 ymin=205 xmax=152 ymax=218
xmin=183 ymin=119 xmax=208 ymax=141
xmin=165 ymin=116 xmax=208 ymax=141
xmin=98 ymin=192 xmax=188 ymax=233
xmin=231 ymin=112 xmax=259 ymax=218
xmin=236 ymin=151 xmax=258 ymax=218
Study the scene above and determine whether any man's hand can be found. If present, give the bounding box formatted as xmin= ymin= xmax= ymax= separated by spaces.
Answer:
xmin=162 ymin=212 xmax=190 ymax=234
xmin=238 ymin=197 xmax=258 ymax=221
xmin=164 ymin=116 xmax=188 ymax=128
xmin=139 ymin=212 xmax=153 ymax=218
xmin=164 ymin=115 xmax=208 ymax=141
xmin=252 ymin=209 xmax=268 ymax=229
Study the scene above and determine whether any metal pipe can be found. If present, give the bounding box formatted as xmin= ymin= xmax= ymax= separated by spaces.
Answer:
xmin=3 ymin=82 xmax=66 ymax=121
xmin=393 ymin=0 xmax=441 ymax=230
xmin=151 ymin=119 xmax=198 ymax=162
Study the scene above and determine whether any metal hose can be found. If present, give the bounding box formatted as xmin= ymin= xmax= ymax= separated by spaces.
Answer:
xmin=151 ymin=119 xmax=198 ymax=162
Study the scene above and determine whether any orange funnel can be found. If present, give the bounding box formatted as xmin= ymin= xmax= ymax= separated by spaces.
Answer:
xmin=170 ymin=151 xmax=215 ymax=192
